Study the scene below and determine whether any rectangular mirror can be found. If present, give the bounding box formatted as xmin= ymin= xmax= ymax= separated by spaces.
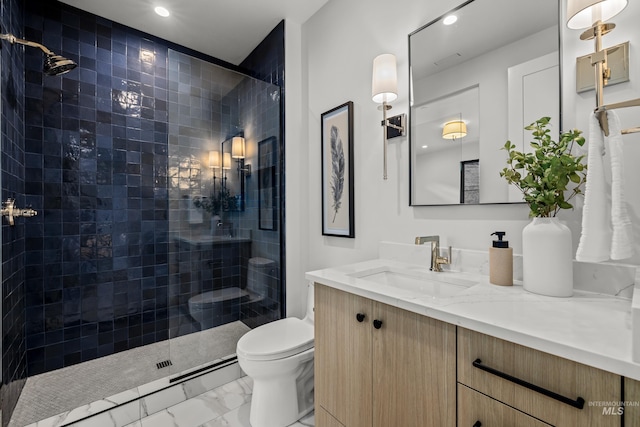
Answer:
xmin=409 ymin=0 xmax=560 ymax=205
xmin=221 ymin=136 xmax=245 ymax=211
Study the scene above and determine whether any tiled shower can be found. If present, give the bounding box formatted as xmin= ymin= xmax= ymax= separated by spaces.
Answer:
xmin=0 ymin=0 xmax=284 ymax=424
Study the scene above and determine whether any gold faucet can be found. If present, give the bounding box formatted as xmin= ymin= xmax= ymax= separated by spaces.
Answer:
xmin=415 ymin=235 xmax=451 ymax=272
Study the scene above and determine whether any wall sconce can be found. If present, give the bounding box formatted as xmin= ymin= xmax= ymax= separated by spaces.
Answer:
xmin=442 ymin=120 xmax=467 ymax=141
xmin=209 ymin=150 xmax=221 ymax=193
xmin=209 ymin=150 xmax=220 ymax=169
xmin=372 ymin=53 xmax=406 ymax=180
xmin=567 ymin=0 xmax=628 ymax=107
xmin=231 ymin=136 xmax=251 ymax=177
xmin=222 ymin=152 xmax=232 ymax=171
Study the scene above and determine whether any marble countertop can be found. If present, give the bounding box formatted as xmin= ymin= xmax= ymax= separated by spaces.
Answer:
xmin=306 ymin=256 xmax=640 ymax=381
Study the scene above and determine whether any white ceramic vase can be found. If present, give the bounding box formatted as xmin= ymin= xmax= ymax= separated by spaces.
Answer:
xmin=522 ymin=217 xmax=573 ymax=297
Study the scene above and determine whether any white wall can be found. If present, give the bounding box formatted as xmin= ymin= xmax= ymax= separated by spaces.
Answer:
xmin=561 ymin=0 xmax=640 ymax=266
xmin=415 ymin=142 xmax=479 ymax=205
xmin=284 ymin=19 xmax=310 ymax=317
xmin=284 ymin=0 xmax=640 ymax=317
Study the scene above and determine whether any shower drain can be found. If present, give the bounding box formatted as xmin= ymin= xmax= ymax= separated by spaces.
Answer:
xmin=156 ymin=360 xmax=173 ymax=369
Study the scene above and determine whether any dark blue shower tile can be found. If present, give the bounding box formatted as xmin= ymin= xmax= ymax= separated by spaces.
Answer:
xmin=80 ymin=57 xmax=97 ymax=74
xmin=79 ymin=68 xmax=97 ymax=85
xmin=112 ymin=65 xmax=127 ymax=80
xmin=96 ymin=22 xmax=111 ymax=37
xmin=17 ymin=1 xmax=284 ymax=380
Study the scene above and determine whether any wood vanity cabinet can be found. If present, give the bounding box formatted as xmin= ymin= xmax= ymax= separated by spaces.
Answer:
xmin=457 ymin=327 xmax=623 ymax=427
xmin=626 ymin=377 xmax=640 ymax=427
xmin=314 ymin=284 xmax=456 ymax=427
xmin=458 ymin=383 xmax=552 ymax=426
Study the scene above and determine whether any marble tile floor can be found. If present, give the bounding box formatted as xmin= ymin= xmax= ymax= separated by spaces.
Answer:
xmin=124 ymin=377 xmax=315 ymax=427
xmin=11 ymin=321 xmax=250 ymax=427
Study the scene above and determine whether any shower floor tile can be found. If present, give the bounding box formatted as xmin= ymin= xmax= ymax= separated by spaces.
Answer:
xmin=10 ymin=321 xmax=250 ymax=427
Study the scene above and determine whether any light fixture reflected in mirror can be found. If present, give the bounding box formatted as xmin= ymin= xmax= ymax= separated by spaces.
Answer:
xmin=442 ymin=120 xmax=467 ymax=140
xmin=209 ymin=150 xmax=221 ymax=194
xmin=372 ymin=53 xmax=406 ymax=180
xmin=222 ymin=152 xmax=231 ymax=170
xmin=209 ymin=150 xmax=220 ymax=168
xmin=232 ymin=136 xmax=245 ymax=159
xmin=230 ymin=136 xmax=251 ymax=177
xmin=443 ymin=15 xmax=458 ymax=25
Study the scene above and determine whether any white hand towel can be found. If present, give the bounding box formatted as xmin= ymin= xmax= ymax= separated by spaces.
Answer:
xmin=186 ymin=195 xmax=203 ymax=224
xmin=576 ymin=113 xmax=611 ymax=262
xmin=576 ymin=111 xmax=634 ymax=262
xmin=607 ymin=111 xmax=634 ymax=260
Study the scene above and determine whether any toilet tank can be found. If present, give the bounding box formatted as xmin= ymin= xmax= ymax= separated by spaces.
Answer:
xmin=247 ymin=257 xmax=276 ymax=299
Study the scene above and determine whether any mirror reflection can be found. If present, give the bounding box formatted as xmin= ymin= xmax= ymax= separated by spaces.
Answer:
xmin=221 ymin=135 xmax=246 ymax=212
xmin=409 ymin=0 xmax=559 ymax=205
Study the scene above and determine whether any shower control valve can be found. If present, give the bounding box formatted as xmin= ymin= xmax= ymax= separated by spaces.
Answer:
xmin=1 ymin=198 xmax=38 ymax=226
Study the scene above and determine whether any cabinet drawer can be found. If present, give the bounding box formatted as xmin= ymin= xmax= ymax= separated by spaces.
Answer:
xmin=457 ymin=328 xmax=621 ymax=426
xmin=458 ymin=384 xmax=552 ymax=427
xmin=626 ymin=377 xmax=640 ymax=427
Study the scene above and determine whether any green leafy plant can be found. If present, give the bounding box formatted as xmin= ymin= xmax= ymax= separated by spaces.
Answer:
xmin=193 ymin=187 xmax=237 ymax=215
xmin=500 ymin=117 xmax=587 ymax=217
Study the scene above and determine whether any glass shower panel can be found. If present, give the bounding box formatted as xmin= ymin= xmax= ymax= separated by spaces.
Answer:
xmin=164 ymin=49 xmax=282 ymax=380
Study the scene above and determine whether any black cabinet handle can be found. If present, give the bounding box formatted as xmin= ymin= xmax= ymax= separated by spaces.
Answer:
xmin=356 ymin=313 xmax=365 ymax=322
xmin=472 ymin=422 xmax=481 ymax=427
xmin=472 ymin=359 xmax=585 ymax=409
xmin=373 ymin=319 xmax=383 ymax=329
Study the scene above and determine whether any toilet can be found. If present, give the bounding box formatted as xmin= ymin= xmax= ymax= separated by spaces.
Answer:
xmin=188 ymin=257 xmax=275 ymax=329
xmin=236 ymin=282 xmax=314 ymax=427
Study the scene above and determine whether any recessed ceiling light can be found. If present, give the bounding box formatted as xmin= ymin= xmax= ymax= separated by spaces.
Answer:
xmin=422 ymin=145 xmax=428 ymax=149
xmin=154 ymin=6 xmax=170 ymax=17
xmin=443 ymin=15 xmax=457 ymax=25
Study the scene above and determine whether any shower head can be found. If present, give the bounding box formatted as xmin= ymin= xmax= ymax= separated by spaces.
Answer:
xmin=43 ymin=53 xmax=77 ymax=76
xmin=0 ymin=33 xmax=77 ymax=76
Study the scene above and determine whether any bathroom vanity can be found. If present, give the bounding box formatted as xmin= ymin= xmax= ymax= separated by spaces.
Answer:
xmin=308 ymin=244 xmax=640 ymax=427
xmin=315 ymin=285 xmax=455 ymax=427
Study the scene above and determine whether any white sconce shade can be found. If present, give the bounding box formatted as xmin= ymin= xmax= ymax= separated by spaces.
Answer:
xmin=222 ymin=152 xmax=231 ymax=170
xmin=566 ymin=0 xmax=627 ymax=29
xmin=231 ymin=136 xmax=245 ymax=159
xmin=372 ymin=54 xmax=398 ymax=104
xmin=209 ymin=150 xmax=220 ymax=168
xmin=442 ymin=120 xmax=467 ymax=140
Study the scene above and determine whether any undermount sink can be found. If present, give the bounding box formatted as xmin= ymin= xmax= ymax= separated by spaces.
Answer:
xmin=348 ymin=265 xmax=478 ymax=298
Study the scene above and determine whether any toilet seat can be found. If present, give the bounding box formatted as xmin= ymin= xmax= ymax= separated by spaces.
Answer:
xmin=237 ymin=318 xmax=314 ymax=361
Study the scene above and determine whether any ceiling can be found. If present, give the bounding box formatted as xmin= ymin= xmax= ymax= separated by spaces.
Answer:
xmin=58 ymin=0 xmax=330 ymax=65
xmin=410 ymin=0 xmax=558 ymax=80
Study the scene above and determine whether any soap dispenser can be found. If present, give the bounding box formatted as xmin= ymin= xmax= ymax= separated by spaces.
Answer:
xmin=489 ymin=231 xmax=513 ymax=286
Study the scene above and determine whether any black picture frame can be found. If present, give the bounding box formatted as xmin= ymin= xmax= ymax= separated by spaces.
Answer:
xmin=321 ymin=101 xmax=354 ymax=238
xmin=258 ymin=136 xmax=277 ymax=231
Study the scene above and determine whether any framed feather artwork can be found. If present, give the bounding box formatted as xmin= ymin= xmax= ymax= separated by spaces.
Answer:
xmin=321 ymin=101 xmax=354 ymax=238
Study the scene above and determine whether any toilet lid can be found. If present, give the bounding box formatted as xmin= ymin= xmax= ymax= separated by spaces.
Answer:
xmin=237 ymin=318 xmax=314 ymax=361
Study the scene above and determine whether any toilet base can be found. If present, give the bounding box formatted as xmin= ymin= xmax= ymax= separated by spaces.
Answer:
xmin=241 ymin=349 xmax=314 ymax=427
